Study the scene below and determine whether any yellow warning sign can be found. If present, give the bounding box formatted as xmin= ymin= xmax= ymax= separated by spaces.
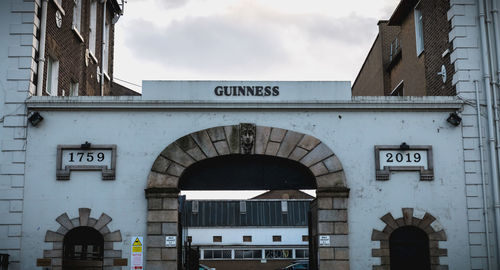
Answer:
xmin=132 ymin=237 xmax=142 ymax=252
xmin=133 ymin=238 xmax=142 ymax=246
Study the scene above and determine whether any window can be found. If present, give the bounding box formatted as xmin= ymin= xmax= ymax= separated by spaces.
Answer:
xmin=272 ymin=235 xmax=281 ymax=242
xmin=192 ymin=201 xmax=199 ymax=213
xmin=281 ymin=201 xmax=288 ymax=213
xmin=103 ymin=21 xmax=110 ymax=76
xmin=389 ymin=226 xmax=430 ymax=270
xmin=414 ymin=6 xmax=424 ymax=55
xmin=89 ymin=0 xmax=97 ymax=58
xmin=203 ymin=249 xmax=231 ymax=259
xmin=187 ymin=236 xmax=192 ymax=243
xmin=213 ymin=236 xmax=222 ymax=242
xmin=72 ymin=0 xmax=82 ymax=33
xmin=265 ymin=249 xmax=292 ymax=259
xmin=46 ymin=57 xmax=59 ymax=96
xmin=235 ymin=249 xmax=262 ymax=259
xmin=63 ymin=227 xmax=103 ymax=266
xmin=302 ymin=235 xmax=308 ymax=242
xmin=242 ymin=235 xmax=252 ymax=242
xmin=70 ymin=82 xmax=79 ymax=96
xmin=295 ymin=249 xmax=309 ymax=259
xmin=239 ymin=201 xmax=246 ymax=214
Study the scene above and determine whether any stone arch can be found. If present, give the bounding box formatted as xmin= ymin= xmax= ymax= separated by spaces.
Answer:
xmin=147 ymin=123 xmax=347 ymax=192
xmin=145 ymin=124 xmax=350 ymax=270
xmin=37 ymin=208 xmax=127 ymax=269
xmin=371 ymin=208 xmax=448 ymax=270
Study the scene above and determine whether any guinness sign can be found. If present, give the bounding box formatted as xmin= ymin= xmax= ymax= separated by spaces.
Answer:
xmin=214 ymin=86 xmax=280 ymax=97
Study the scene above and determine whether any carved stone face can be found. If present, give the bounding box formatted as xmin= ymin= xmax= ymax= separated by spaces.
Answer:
xmin=242 ymin=129 xmax=254 ymax=145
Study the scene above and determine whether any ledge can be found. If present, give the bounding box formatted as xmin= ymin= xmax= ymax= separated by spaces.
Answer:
xmin=72 ymin=26 xmax=84 ymax=43
xmin=26 ymin=96 xmax=463 ymax=111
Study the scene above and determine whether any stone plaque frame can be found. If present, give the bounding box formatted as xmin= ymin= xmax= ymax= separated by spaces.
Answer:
xmin=375 ymin=145 xmax=433 ymax=181
xmin=56 ymin=144 xmax=117 ymax=180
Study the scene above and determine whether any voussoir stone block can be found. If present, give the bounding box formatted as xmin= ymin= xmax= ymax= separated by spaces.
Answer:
xmin=55 ymin=213 xmax=73 ymax=230
xmin=214 ymin=141 xmax=230 ymax=155
xmin=310 ymin=162 xmax=329 ymax=176
xmin=167 ymin=163 xmax=185 ymax=177
xmin=289 ymin=147 xmax=308 ymax=161
xmin=161 ymin=143 xmax=196 ymax=167
xmin=270 ymin=128 xmax=287 ymax=142
xmin=255 ymin=126 xmax=271 ymax=154
xmin=402 ymin=208 xmax=414 ymax=225
xmin=380 ymin=213 xmax=398 ymax=229
xmin=265 ymin=141 xmax=280 ymax=156
xmin=94 ymin=213 xmax=112 ymax=231
xmin=297 ymin=134 xmax=321 ymax=150
xmin=323 ymin=155 xmax=343 ymax=172
xmin=103 ymin=230 xmax=122 ymax=242
xmin=78 ymin=208 xmax=91 ymax=226
xmin=151 ymin=156 xmax=171 ymax=174
xmin=207 ymin=126 xmax=226 ymax=142
xmin=300 ymin=143 xmax=334 ymax=167
xmin=191 ymin=131 xmax=218 ymax=158
xmin=277 ymin=130 xmax=303 ymax=157
xmin=224 ymin=125 xmax=240 ymax=154
xmin=45 ymin=231 xmax=64 ymax=242
xmin=371 ymin=230 xmax=389 ymax=241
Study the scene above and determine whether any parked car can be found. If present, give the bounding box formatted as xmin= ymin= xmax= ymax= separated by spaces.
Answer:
xmin=280 ymin=261 xmax=308 ymax=270
xmin=199 ymin=264 xmax=216 ymax=270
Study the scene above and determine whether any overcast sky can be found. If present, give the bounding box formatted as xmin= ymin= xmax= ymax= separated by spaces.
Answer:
xmin=113 ymin=0 xmax=400 ymax=92
xmin=113 ymin=0 xmax=400 ymax=198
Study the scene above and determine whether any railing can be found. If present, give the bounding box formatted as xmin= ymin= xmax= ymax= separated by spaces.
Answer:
xmin=0 ymin=254 xmax=9 ymax=270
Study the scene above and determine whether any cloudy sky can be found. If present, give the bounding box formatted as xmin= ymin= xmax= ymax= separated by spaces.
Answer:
xmin=113 ymin=0 xmax=399 ymax=198
xmin=113 ymin=0 xmax=400 ymax=92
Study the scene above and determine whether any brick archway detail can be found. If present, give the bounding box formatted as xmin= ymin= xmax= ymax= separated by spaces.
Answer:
xmin=38 ymin=208 xmax=126 ymax=269
xmin=371 ymin=208 xmax=448 ymax=270
xmin=145 ymin=124 xmax=350 ymax=270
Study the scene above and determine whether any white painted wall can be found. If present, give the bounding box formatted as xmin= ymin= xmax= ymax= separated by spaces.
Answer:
xmin=188 ymin=227 xmax=308 ymax=246
xmin=21 ymin=98 xmax=470 ymax=269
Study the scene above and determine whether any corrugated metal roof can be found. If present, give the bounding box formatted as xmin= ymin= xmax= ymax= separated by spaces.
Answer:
xmin=184 ymin=200 xmax=311 ymax=227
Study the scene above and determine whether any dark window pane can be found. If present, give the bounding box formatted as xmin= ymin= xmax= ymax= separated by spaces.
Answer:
xmin=223 ymin=250 xmax=231 ymax=258
xmin=235 ymin=250 xmax=243 ymax=259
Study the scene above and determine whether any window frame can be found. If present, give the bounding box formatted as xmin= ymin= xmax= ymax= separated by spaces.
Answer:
xmin=46 ymin=57 xmax=59 ymax=96
xmin=89 ymin=0 xmax=98 ymax=60
xmin=414 ymin=4 xmax=424 ymax=56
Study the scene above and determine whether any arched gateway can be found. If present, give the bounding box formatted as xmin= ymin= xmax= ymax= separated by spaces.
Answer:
xmin=145 ymin=124 xmax=350 ymax=270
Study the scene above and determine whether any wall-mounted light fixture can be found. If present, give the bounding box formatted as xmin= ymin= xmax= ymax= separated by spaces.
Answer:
xmin=447 ymin=112 xmax=462 ymax=126
xmin=28 ymin=111 xmax=44 ymax=126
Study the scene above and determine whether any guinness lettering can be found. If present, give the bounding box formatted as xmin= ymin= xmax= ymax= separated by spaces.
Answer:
xmin=214 ymin=86 xmax=280 ymax=97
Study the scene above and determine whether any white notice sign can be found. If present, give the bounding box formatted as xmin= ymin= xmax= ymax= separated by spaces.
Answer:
xmin=131 ymin=236 xmax=143 ymax=270
xmin=166 ymin=236 xmax=177 ymax=247
xmin=319 ymin=235 xmax=330 ymax=246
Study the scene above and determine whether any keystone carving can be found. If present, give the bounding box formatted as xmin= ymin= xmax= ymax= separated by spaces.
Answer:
xmin=240 ymin=123 xmax=256 ymax=154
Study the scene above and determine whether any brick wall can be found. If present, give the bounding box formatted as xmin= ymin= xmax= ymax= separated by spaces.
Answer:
xmin=351 ymin=35 xmax=385 ymax=96
xmin=41 ymin=0 xmax=117 ymax=96
xmin=421 ymin=0 xmax=455 ymax=96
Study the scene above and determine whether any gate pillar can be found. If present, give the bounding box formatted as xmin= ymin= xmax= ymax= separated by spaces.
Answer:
xmin=145 ymin=187 xmax=180 ymax=270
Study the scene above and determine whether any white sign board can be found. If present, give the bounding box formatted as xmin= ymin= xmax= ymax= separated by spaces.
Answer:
xmin=319 ymin=235 xmax=330 ymax=246
xmin=131 ymin=237 xmax=143 ymax=270
xmin=378 ymin=150 xmax=428 ymax=169
xmin=166 ymin=236 xmax=177 ymax=247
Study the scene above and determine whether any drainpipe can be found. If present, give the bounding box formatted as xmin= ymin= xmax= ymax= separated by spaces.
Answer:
xmin=479 ymin=0 xmax=500 ymax=265
xmin=475 ymin=80 xmax=493 ymax=270
xmin=100 ymin=0 xmax=107 ymax=96
xmin=35 ymin=0 xmax=48 ymax=96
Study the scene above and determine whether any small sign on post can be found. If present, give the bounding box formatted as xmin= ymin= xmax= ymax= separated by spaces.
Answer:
xmin=166 ymin=235 xmax=177 ymax=247
xmin=131 ymin=237 xmax=143 ymax=270
xmin=319 ymin=235 xmax=330 ymax=246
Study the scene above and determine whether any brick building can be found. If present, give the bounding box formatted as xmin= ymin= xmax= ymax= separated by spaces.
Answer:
xmin=39 ymin=0 xmax=137 ymax=96
xmin=352 ymin=0 xmax=455 ymax=96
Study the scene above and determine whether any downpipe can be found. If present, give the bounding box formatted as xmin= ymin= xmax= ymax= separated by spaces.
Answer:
xmin=475 ymin=80 xmax=493 ymax=270
xmin=479 ymin=0 xmax=500 ymax=265
xmin=100 ymin=0 xmax=107 ymax=96
xmin=35 ymin=0 xmax=48 ymax=96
